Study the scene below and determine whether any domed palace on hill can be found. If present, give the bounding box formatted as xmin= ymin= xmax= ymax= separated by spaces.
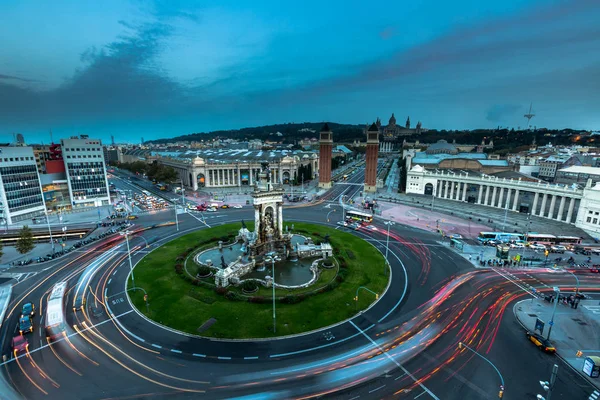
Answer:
xmin=365 ymin=113 xmax=424 ymax=139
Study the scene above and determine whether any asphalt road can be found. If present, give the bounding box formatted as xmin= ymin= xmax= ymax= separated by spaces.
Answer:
xmin=1 ymin=170 xmax=599 ymax=399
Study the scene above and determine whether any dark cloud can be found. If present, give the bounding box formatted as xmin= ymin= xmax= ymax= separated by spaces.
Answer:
xmin=485 ymin=104 xmax=522 ymax=122
xmin=0 ymin=73 xmax=38 ymax=83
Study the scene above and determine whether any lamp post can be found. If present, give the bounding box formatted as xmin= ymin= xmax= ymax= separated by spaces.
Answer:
xmin=354 ymin=286 xmax=379 ymax=310
xmin=384 ymin=220 xmax=394 ymax=275
xmin=326 ymin=209 xmax=336 ymax=222
xmin=564 ymin=269 xmax=580 ymax=297
xmin=458 ymin=342 xmax=505 ymax=398
xmin=44 ymin=208 xmax=55 ymax=255
xmin=120 ymin=231 xmax=135 ymax=289
xmin=547 ymin=286 xmax=560 ymax=340
xmin=430 ymin=188 xmax=436 ymax=212
xmin=537 ymin=364 xmax=559 ymax=400
xmin=265 ymin=255 xmax=281 ymax=333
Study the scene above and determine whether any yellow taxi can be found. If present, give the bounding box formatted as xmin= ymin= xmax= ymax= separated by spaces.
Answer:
xmin=526 ymin=331 xmax=556 ymax=353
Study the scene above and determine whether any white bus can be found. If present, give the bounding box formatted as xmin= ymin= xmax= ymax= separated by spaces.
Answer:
xmin=141 ymin=190 xmax=151 ymax=197
xmin=346 ymin=210 xmax=373 ymax=223
xmin=45 ymin=281 xmax=68 ymax=341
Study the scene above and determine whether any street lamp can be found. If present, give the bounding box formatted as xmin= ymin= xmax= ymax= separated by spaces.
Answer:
xmin=44 ymin=208 xmax=55 ymax=255
xmin=458 ymin=342 xmax=505 ymax=398
xmin=120 ymin=231 xmax=135 ymax=289
xmin=547 ymin=286 xmax=560 ymax=340
xmin=384 ymin=220 xmax=395 ymax=276
xmin=564 ymin=269 xmax=580 ymax=297
xmin=265 ymin=255 xmax=281 ymax=333
xmin=354 ymin=286 xmax=379 ymax=310
xmin=326 ymin=209 xmax=336 ymax=222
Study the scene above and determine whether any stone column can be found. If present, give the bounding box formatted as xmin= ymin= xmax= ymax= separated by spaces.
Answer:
xmin=512 ymin=189 xmax=520 ymax=211
xmin=477 ymin=185 xmax=483 ymax=204
xmin=461 ymin=183 xmax=468 ymax=202
xmin=491 ymin=186 xmax=498 ymax=207
xmin=548 ymin=195 xmax=557 ymax=219
xmin=449 ymin=180 xmax=455 ymax=200
xmin=498 ymin=188 xmax=505 ymax=209
xmin=566 ymin=198 xmax=576 ymax=223
xmin=254 ymin=205 xmax=261 ymax=239
xmin=444 ymin=180 xmax=450 ymax=199
xmin=237 ymin=166 xmax=241 ymax=187
xmin=278 ymin=204 xmax=283 ymax=237
xmin=532 ymin=192 xmax=539 ymax=215
xmin=485 ymin=185 xmax=491 ymax=205
xmin=539 ymin=194 xmax=548 ymax=217
xmin=249 ymin=168 xmax=253 ymax=185
xmin=557 ymin=196 xmax=566 ymax=221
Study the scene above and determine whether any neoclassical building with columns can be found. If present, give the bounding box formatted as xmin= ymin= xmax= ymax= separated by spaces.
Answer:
xmin=406 ymin=165 xmax=600 ymax=236
xmin=152 ymin=149 xmax=318 ymax=192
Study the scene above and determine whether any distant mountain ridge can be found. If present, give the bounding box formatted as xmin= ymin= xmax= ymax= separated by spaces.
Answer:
xmin=146 ymin=122 xmax=366 ymax=144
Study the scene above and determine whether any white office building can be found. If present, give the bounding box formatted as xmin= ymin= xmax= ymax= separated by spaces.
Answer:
xmin=60 ymin=137 xmax=111 ymax=208
xmin=0 ymin=146 xmax=46 ymax=225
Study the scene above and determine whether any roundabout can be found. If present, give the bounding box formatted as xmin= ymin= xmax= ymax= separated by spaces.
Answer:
xmin=128 ymin=222 xmax=389 ymax=338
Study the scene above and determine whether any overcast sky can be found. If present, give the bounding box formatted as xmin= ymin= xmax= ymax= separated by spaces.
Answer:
xmin=1 ymin=0 xmax=599 ymax=144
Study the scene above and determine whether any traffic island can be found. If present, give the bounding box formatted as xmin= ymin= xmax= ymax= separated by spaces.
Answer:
xmin=129 ymin=222 xmax=388 ymax=339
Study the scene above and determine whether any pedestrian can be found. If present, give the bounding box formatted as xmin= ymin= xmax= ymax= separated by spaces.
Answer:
xmin=468 ymin=255 xmax=472 ymax=261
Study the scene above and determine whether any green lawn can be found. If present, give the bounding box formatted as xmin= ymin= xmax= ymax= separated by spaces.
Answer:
xmin=129 ymin=222 xmax=388 ymax=339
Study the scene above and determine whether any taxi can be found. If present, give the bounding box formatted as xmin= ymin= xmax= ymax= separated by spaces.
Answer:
xmin=22 ymin=302 xmax=35 ymax=317
xmin=526 ymin=331 xmax=556 ymax=353
xmin=19 ymin=316 xmax=33 ymax=335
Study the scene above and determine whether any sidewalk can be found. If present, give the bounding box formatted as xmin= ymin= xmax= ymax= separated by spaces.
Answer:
xmin=515 ymin=298 xmax=600 ymax=390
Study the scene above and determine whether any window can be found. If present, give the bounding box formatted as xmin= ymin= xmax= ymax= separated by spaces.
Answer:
xmin=588 ymin=217 xmax=592 ymax=223
xmin=594 ymin=218 xmax=598 ymax=225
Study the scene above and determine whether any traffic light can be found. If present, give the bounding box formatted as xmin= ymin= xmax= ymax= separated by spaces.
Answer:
xmin=544 ymin=250 xmax=549 ymax=257
xmin=576 ymin=350 xmax=583 ymax=357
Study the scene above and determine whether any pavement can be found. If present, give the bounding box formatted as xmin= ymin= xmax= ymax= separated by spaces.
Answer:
xmin=515 ymin=297 xmax=600 ymax=390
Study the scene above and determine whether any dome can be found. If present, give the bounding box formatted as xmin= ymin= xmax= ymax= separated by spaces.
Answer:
xmin=425 ymin=140 xmax=458 ymax=155
xmin=411 ymin=165 xmax=424 ymax=172
xmin=591 ymin=183 xmax=600 ymax=191
xmin=389 ymin=113 xmax=396 ymax=125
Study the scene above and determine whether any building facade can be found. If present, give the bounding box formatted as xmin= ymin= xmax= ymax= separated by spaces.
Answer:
xmin=61 ymin=137 xmax=111 ymax=208
xmin=406 ymin=165 xmax=591 ymax=230
xmin=318 ymin=123 xmax=333 ymax=189
xmin=0 ymin=146 xmax=46 ymax=225
xmin=364 ymin=123 xmax=379 ymax=193
xmin=153 ymin=149 xmax=318 ymax=192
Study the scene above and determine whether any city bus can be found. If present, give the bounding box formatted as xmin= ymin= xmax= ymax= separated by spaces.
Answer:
xmin=477 ymin=232 xmax=525 ymax=243
xmin=346 ymin=210 xmax=373 ymax=223
xmin=45 ymin=281 xmax=68 ymax=341
xmin=525 ymin=233 xmax=556 ymax=245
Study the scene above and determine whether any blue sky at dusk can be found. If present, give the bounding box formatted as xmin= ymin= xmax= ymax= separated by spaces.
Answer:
xmin=1 ymin=0 xmax=599 ymax=144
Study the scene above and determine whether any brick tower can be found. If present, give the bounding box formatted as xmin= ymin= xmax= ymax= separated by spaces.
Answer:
xmin=318 ymin=123 xmax=333 ymax=189
xmin=364 ymin=123 xmax=379 ymax=193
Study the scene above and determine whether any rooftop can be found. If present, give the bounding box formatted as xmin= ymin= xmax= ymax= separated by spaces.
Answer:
xmin=153 ymin=149 xmax=317 ymax=164
xmin=558 ymin=166 xmax=600 ymax=175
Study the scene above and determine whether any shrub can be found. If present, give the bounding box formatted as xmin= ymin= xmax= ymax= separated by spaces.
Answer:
xmin=242 ymin=280 xmax=258 ymax=292
xmin=312 ymin=232 xmax=321 ymax=237
xmin=335 ymin=274 xmax=344 ymax=283
xmin=248 ymin=296 xmax=267 ymax=304
xmin=174 ymin=263 xmax=183 ymax=275
xmin=215 ymin=287 xmax=229 ymax=296
xmin=281 ymin=295 xmax=304 ymax=304
xmin=225 ymin=291 xmax=241 ymax=301
xmin=346 ymin=250 xmax=356 ymax=260
xmin=333 ymin=248 xmax=341 ymax=255
xmin=197 ymin=266 xmax=212 ymax=276
xmin=176 ymin=255 xmax=185 ymax=262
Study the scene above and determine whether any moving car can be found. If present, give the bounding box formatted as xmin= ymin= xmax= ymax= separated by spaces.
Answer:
xmin=530 ymin=244 xmax=547 ymax=251
xmin=19 ymin=316 xmax=33 ymax=335
xmin=21 ymin=302 xmax=35 ymax=317
xmin=526 ymin=331 xmax=556 ymax=353
xmin=196 ymin=204 xmax=207 ymax=211
xmin=206 ymin=207 xmax=217 ymax=212
xmin=11 ymin=335 xmax=29 ymax=354
xmin=233 ymin=205 xmax=242 ymax=209
xmin=221 ymin=204 xmax=230 ymax=209
xmin=127 ymin=215 xmax=138 ymax=220
xmin=550 ymin=245 xmax=567 ymax=253
xmin=336 ymin=221 xmax=348 ymax=227
xmin=449 ymin=234 xmax=463 ymax=239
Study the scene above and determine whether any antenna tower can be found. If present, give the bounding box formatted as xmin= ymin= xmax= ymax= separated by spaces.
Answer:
xmin=524 ymin=103 xmax=535 ymax=129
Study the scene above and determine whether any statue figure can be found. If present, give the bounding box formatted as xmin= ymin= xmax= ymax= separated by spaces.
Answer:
xmin=241 ymin=219 xmax=247 ymax=229
xmin=220 ymin=255 xmax=227 ymax=269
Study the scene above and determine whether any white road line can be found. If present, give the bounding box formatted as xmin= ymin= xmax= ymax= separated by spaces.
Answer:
xmin=151 ymin=344 xmax=162 ymax=349
xmin=349 ymin=321 xmax=439 ymax=400
xmin=193 ymin=353 xmax=206 ymax=357
xmin=414 ymin=391 xmax=427 ymax=399
xmin=170 ymin=349 xmax=182 ymax=354
xmin=244 ymin=356 xmax=259 ymax=360
xmin=218 ymin=356 xmax=231 ymax=360
xmin=369 ymin=385 xmax=385 ymax=394
xmin=349 ymin=396 xmax=360 ymax=400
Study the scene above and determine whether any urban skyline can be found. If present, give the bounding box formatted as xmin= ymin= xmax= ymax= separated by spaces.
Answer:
xmin=1 ymin=0 xmax=599 ymax=144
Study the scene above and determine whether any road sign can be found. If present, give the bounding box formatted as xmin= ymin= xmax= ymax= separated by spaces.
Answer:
xmin=535 ymin=318 xmax=545 ymax=335
xmin=548 ymin=320 xmax=554 ymax=327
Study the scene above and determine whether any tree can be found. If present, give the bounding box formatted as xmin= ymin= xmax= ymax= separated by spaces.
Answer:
xmin=16 ymin=225 xmax=34 ymax=255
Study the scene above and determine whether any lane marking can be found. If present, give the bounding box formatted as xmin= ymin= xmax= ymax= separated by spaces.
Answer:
xmin=218 ymin=356 xmax=232 ymax=360
xmin=369 ymin=385 xmax=385 ymax=394
xmin=193 ymin=353 xmax=206 ymax=358
xmin=244 ymin=356 xmax=259 ymax=360
xmin=170 ymin=349 xmax=182 ymax=354
xmin=151 ymin=344 xmax=162 ymax=349
xmin=414 ymin=391 xmax=427 ymax=399
xmin=349 ymin=321 xmax=439 ymax=400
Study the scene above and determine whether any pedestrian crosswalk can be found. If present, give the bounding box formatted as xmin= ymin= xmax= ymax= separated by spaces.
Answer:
xmin=589 ymin=390 xmax=599 ymax=399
